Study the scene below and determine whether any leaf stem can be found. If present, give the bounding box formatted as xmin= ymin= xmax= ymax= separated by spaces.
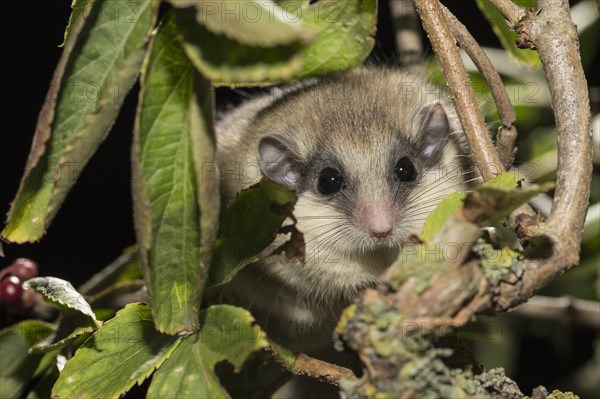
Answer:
xmin=512 ymin=295 xmax=600 ymax=329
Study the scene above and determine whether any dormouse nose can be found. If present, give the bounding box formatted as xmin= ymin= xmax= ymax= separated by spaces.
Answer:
xmin=364 ymin=206 xmax=394 ymax=239
xmin=371 ymin=228 xmax=392 ymax=238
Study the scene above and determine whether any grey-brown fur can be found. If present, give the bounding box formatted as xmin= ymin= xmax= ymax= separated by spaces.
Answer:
xmin=216 ymin=67 xmax=474 ymax=352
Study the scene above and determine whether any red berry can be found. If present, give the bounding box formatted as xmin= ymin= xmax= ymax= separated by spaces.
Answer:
xmin=11 ymin=258 xmax=38 ymax=281
xmin=0 ymin=276 xmax=23 ymax=305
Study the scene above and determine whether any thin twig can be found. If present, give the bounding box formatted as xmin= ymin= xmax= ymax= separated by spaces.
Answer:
xmin=267 ymin=345 xmax=357 ymax=386
xmin=389 ymin=0 xmax=423 ymax=66
xmin=440 ymin=4 xmax=517 ymax=169
xmin=440 ymin=5 xmax=516 ymax=127
xmin=292 ymin=353 xmax=357 ymax=384
xmin=488 ymin=0 xmax=526 ymax=23
xmin=512 ymin=295 xmax=600 ymax=329
xmin=414 ymin=0 xmax=505 ymax=179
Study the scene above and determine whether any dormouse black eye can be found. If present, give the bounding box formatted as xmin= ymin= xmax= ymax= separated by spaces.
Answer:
xmin=395 ymin=157 xmax=417 ymax=182
xmin=318 ymin=168 xmax=345 ymax=195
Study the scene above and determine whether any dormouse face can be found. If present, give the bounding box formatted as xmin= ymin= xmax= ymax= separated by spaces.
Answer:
xmin=258 ymin=98 xmax=466 ymax=257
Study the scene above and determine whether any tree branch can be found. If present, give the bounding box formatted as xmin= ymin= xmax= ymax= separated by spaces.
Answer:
xmin=439 ymin=5 xmax=516 ymax=127
xmin=416 ymin=0 xmax=591 ymax=294
xmin=488 ymin=0 xmax=526 ymax=23
xmin=440 ymin=4 xmax=518 ymax=169
xmin=488 ymin=0 xmax=593 ymax=321
xmin=527 ymin=3 xmax=592 ymax=227
xmin=414 ymin=0 xmax=505 ymax=180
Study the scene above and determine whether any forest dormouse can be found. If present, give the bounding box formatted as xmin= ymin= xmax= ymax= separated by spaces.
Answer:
xmin=217 ymin=67 xmax=474 ymax=352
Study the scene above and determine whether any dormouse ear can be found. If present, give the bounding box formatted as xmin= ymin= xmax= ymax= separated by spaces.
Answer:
xmin=258 ymin=135 xmax=301 ymax=189
xmin=417 ymin=102 xmax=450 ymax=161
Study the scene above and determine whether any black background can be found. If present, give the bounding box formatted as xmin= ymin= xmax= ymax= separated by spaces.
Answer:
xmin=0 ymin=1 xmax=597 ymax=396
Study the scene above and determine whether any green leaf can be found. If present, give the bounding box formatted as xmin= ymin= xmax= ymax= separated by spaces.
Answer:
xmin=512 ymin=0 xmax=537 ymax=7
xmin=147 ymin=305 xmax=269 ymax=399
xmin=133 ymin=15 xmax=218 ymax=334
xmin=0 ymin=321 xmax=55 ymax=399
xmin=463 ymin=181 xmax=554 ymax=226
xmin=24 ymin=277 xmax=100 ymax=327
xmin=284 ymin=0 xmax=377 ymax=79
xmin=481 ymin=171 xmax=522 ymax=189
xmin=29 ymin=325 xmax=94 ymax=355
xmin=30 ymin=309 xmax=99 ymax=359
xmin=422 ymin=192 xmax=467 ymax=240
xmin=169 ymin=0 xmax=315 ymax=47
xmin=2 ymin=0 xmax=159 ymax=243
xmin=174 ymin=6 xmax=305 ymax=84
xmin=475 ymin=0 xmax=542 ymax=69
xmin=207 ymin=178 xmax=298 ymax=290
xmin=422 ymin=171 xmax=548 ymax=238
xmin=31 ymin=350 xmax=60 ymax=380
xmin=51 ymin=303 xmax=181 ymax=399
xmin=174 ymin=0 xmax=377 ymax=84
xmin=186 ymin=19 xmax=222 ymax=310
xmin=62 ymin=0 xmax=90 ymax=46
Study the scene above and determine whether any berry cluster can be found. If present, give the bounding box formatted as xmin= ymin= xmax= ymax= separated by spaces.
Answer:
xmin=0 ymin=258 xmax=38 ymax=307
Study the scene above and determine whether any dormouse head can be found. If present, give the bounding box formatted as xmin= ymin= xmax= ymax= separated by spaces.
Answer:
xmin=255 ymin=70 xmax=470 ymax=259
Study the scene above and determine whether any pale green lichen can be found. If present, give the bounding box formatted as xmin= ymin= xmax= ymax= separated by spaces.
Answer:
xmin=523 ymin=389 xmax=581 ymax=399
xmin=547 ymin=390 xmax=581 ymax=399
xmin=473 ymin=239 xmax=524 ymax=285
xmin=336 ymin=304 xmax=356 ymax=334
xmin=339 ymin=287 xmax=525 ymax=399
